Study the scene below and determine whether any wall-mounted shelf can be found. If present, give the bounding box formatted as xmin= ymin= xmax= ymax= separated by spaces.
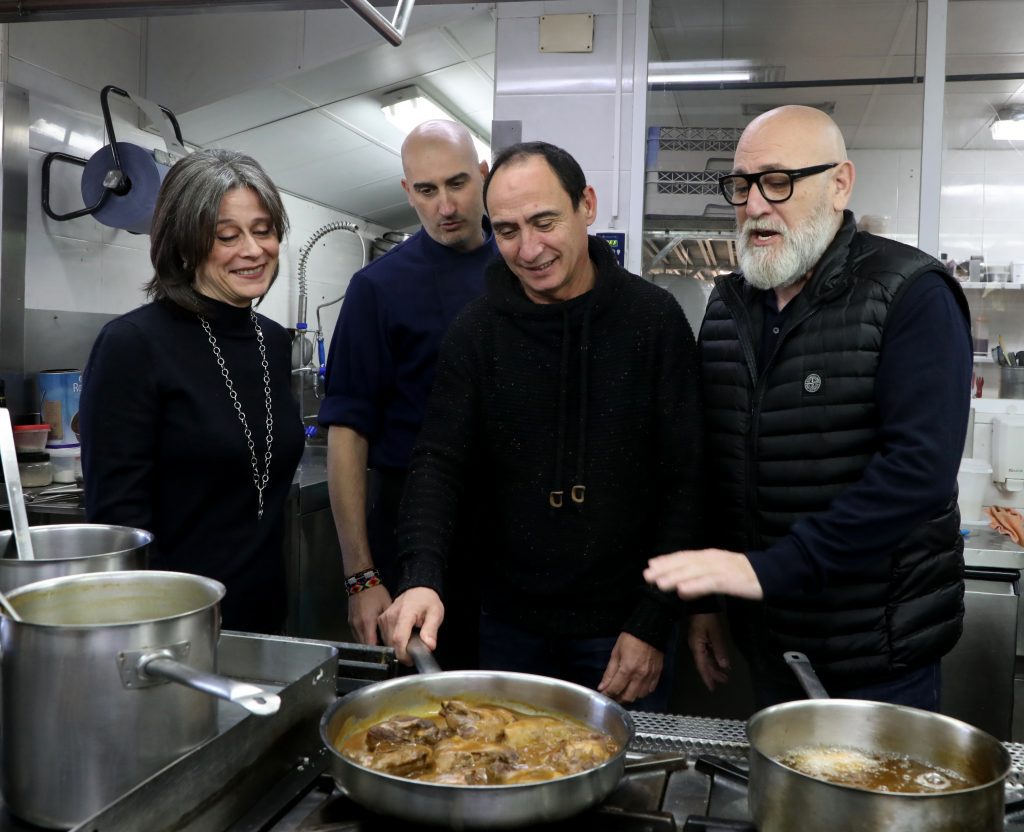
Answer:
xmin=960 ymin=282 xmax=1023 ymax=290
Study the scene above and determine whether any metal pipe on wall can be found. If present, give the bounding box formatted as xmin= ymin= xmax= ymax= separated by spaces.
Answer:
xmin=0 ymin=83 xmax=29 ymax=416
xmin=648 ymin=71 xmax=1024 ymax=93
xmin=918 ymin=0 xmax=947 ymax=258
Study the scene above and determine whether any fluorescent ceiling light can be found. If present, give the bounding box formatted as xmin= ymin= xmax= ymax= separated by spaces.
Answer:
xmin=649 ymin=60 xmax=754 ymax=85
xmin=991 ymin=106 xmax=1024 ymax=141
xmin=381 ymin=85 xmax=490 ymax=161
xmin=656 ymin=71 xmax=750 ymax=84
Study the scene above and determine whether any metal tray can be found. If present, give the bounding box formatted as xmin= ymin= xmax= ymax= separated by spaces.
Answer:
xmin=66 ymin=631 xmax=339 ymax=832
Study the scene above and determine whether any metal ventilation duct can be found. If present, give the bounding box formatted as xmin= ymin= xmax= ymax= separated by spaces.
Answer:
xmin=0 ymin=0 xmax=424 ymax=46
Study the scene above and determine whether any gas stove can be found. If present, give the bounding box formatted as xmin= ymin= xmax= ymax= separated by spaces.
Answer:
xmin=32 ymin=633 xmax=1024 ymax=832
xmin=263 ymin=748 xmax=1024 ymax=832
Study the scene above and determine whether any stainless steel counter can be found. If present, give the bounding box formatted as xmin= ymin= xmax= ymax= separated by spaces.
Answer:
xmin=0 ymin=445 xmax=332 ymax=518
xmin=0 ymin=446 xmax=351 ymax=643
xmin=965 ymin=524 xmax=1024 ymax=568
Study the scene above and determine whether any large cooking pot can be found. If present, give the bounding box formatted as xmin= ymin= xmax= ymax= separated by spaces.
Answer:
xmin=1 ymin=570 xmax=280 ymax=829
xmin=747 ymin=654 xmax=1011 ymax=831
xmin=320 ymin=660 xmax=634 ymax=829
xmin=0 ymin=522 xmax=151 ymax=592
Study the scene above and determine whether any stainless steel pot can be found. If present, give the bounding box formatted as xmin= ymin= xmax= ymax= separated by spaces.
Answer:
xmin=320 ymin=669 xmax=634 ymax=829
xmin=0 ymin=523 xmax=151 ymax=592
xmin=1 ymin=570 xmax=280 ymax=829
xmin=747 ymin=655 xmax=1011 ymax=831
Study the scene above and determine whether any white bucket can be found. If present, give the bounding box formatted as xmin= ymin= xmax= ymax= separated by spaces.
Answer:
xmin=958 ymin=458 xmax=993 ymax=524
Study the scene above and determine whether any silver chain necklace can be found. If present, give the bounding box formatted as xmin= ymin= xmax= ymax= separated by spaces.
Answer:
xmin=199 ymin=308 xmax=274 ymax=520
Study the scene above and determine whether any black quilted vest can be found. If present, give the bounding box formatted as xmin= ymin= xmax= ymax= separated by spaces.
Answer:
xmin=699 ymin=211 xmax=967 ymax=684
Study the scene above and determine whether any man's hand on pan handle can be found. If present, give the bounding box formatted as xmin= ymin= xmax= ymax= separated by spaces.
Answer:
xmin=378 ymin=587 xmax=445 ymax=665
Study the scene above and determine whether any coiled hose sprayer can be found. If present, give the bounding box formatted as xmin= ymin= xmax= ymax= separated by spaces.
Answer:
xmin=295 ymin=220 xmax=363 ymax=385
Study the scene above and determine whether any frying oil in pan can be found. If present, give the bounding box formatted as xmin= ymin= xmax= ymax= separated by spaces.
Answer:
xmin=777 ymin=745 xmax=973 ymax=793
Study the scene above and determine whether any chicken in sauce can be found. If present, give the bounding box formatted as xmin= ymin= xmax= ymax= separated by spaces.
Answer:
xmin=339 ymin=699 xmax=620 ymax=785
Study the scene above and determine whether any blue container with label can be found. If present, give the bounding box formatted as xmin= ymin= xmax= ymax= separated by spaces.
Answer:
xmin=38 ymin=370 xmax=82 ymax=449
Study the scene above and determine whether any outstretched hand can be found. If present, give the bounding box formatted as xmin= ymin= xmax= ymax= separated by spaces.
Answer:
xmin=644 ymin=548 xmax=764 ymax=601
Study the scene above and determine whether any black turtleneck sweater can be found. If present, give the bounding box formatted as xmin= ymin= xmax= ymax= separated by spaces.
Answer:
xmin=396 ymin=237 xmax=704 ymax=650
xmin=80 ymin=298 xmax=304 ymax=633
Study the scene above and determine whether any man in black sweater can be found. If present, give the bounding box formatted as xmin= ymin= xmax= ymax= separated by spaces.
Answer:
xmin=379 ymin=142 xmax=705 ymax=708
xmin=645 ymin=105 xmax=971 ymax=710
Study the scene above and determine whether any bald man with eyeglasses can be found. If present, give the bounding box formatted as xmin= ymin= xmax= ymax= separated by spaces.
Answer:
xmin=645 ymin=105 xmax=972 ymax=711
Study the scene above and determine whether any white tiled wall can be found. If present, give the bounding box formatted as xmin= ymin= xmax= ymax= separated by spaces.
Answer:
xmin=848 ymin=148 xmax=1024 ymax=265
xmin=9 ymin=17 xmax=388 ymax=355
xmin=494 ymin=0 xmax=643 ymax=269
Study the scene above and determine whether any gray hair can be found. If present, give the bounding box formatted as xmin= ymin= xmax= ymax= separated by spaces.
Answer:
xmin=146 ymin=148 xmax=289 ymax=311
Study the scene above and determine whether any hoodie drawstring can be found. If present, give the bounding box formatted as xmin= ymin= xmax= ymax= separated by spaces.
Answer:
xmin=549 ymin=311 xmax=571 ymax=508
xmin=549 ymin=306 xmax=591 ymax=509
xmin=571 ymin=307 xmax=591 ymax=505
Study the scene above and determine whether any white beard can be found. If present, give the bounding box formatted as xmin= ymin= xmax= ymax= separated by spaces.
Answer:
xmin=736 ymin=200 xmax=839 ymax=291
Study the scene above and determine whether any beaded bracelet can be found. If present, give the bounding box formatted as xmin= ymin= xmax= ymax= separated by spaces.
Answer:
xmin=345 ymin=567 xmax=382 ymax=596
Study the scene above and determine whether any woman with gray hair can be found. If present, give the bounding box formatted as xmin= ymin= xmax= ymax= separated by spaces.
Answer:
xmin=80 ymin=149 xmax=304 ymax=633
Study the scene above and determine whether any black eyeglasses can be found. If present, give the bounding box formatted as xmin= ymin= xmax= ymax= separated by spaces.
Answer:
xmin=718 ymin=163 xmax=839 ymax=206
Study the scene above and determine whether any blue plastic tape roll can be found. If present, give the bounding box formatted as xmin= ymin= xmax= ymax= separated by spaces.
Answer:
xmin=80 ymin=142 xmax=170 ymax=235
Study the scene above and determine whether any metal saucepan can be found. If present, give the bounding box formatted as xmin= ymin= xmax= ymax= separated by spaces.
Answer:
xmin=0 ymin=522 xmax=152 ymax=592
xmin=746 ymin=652 xmax=1011 ymax=831
xmin=0 ymin=570 xmax=280 ymax=829
xmin=319 ymin=637 xmax=635 ymax=829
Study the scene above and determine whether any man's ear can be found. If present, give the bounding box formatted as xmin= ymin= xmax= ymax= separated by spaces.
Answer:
xmin=401 ymin=178 xmax=414 ymax=207
xmin=581 ymin=185 xmax=598 ymax=227
xmin=832 ymin=160 xmax=855 ymax=211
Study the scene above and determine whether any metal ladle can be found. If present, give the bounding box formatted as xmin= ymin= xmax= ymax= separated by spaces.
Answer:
xmin=0 ymin=407 xmax=36 ymax=562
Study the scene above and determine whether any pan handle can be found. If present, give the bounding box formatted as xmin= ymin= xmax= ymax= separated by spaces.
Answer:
xmin=407 ymin=633 xmax=442 ymax=674
xmin=118 ymin=647 xmax=281 ymax=716
xmin=623 ymin=753 xmax=690 ymax=774
xmin=784 ymin=651 xmax=830 ymax=700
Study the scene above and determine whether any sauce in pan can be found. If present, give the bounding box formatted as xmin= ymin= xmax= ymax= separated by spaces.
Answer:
xmin=777 ymin=745 xmax=974 ymax=793
xmin=337 ymin=699 xmax=620 ymax=785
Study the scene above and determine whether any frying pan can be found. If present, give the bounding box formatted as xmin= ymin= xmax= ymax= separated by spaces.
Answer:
xmin=319 ymin=636 xmax=635 ymax=829
xmin=746 ymin=653 xmax=1011 ymax=832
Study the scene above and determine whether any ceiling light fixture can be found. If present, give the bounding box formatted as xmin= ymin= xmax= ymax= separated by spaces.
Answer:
xmin=991 ymin=105 xmax=1024 ymax=141
xmin=648 ymin=60 xmax=754 ymax=85
xmin=380 ymin=85 xmax=490 ymax=161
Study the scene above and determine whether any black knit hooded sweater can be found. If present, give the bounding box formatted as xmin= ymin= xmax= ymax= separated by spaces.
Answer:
xmin=395 ymin=237 xmax=704 ymax=650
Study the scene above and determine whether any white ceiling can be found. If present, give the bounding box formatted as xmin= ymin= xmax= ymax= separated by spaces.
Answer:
xmin=648 ymin=0 xmax=1024 ymax=151
xmin=169 ymin=6 xmax=497 ymax=230
xmin=153 ymin=0 xmax=1023 ymax=230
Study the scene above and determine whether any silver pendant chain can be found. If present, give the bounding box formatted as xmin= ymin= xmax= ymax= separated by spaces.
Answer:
xmin=199 ymin=309 xmax=274 ymax=520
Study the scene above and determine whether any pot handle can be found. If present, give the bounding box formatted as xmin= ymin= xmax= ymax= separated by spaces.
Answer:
xmin=623 ymin=753 xmax=690 ymax=774
xmin=784 ymin=651 xmax=830 ymax=700
xmin=407 ymin=633 xmax=442 ymax=674
xmin=136 ymin=652 xmax=281 ymax=716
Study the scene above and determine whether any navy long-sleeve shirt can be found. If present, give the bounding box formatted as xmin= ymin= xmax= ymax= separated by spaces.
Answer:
xmin=318 ymin=227 xmax=495 ymax=470
xmin=748 ymin=271 xmax=974 ymax=597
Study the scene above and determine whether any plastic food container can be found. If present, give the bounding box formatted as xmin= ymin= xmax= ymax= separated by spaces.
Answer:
xmin=16 ymin=452 xmax=53 ymax=488
xmin=12 ymin=424 xmax=50 ymax=452
xmin=48 ymin=446 xmax=81 ymax=484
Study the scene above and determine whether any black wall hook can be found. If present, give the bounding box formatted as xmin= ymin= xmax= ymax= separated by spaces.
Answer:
xmin=40 ymin=84 xmax=184 ymax=224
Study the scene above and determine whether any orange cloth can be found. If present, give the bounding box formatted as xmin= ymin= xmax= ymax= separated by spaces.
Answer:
xmin=986 ymin=506 xmax=1024 ymax=546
